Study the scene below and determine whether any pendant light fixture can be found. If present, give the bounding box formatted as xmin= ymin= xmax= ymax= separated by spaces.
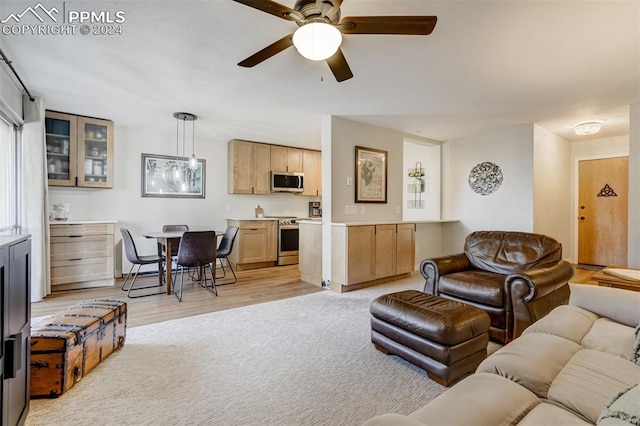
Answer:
xmin=173 ymin=112 xmax=198 ymax=172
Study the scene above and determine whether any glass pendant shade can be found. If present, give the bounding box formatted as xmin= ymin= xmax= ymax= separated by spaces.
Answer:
xmin=293 ymin=22 xmax=342 ymax=61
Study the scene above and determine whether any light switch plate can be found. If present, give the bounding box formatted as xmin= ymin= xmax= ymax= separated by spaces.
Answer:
xmin=346 ymin=176 xmax=352 ymax=186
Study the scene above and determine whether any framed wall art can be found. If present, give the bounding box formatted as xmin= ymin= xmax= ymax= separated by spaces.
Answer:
xmin=355 ymin=146 xmax=387 ymax=203
xmin=141 ymin=153 xmax=206 ymax=198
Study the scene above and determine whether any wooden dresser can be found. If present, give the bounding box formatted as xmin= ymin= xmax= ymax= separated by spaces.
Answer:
xmin=50 ymin=220 xmax=116 ymax=290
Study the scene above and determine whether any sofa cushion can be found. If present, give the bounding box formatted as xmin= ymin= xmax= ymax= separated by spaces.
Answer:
xmin=408 ymin=373 xmax=541 ymax=426
xmin=568 ymin=284 xmax=640 ymax=328
xmin=519 ymin=403 xmax=591 ymax=426
xmin=581 ymin=318 xmax=635 ymax=361
xmin=439 ymin=270 xmax=505 ymax=307
xmin=523 ymin=305 xmax=598 ymax=344
xmin=547 ymin=349 xmax=640 ymax=424
xmin=477 ymin=333 xmax=581 ymax=398
xmin=598 ymin=384 xmax=640 ymax=426
xmin=634 ymin=325 xmax=640 ymax=365
xmin=464 ymin=231 xmax=562 ymax=274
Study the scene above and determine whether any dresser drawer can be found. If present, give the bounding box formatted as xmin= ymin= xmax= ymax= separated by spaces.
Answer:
xmin=50 ymin=223 xmax=114 ymax=237
xmin=51 ymin=257 xmax=114 ymax=286
xmin=50 ymin=235 xmax=113 ymax=260
xmin=239 ymin=220 xmax=268 ymax=229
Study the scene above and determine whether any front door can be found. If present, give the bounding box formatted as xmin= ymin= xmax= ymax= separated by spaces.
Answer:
xmin=577 ymin=156 xmax=628 ymax=267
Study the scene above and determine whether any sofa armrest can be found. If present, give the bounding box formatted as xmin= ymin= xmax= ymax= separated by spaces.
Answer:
xmin=569 ymin=283 xmax=640 ymax=327
xmin=506 ymin=260 xmax=574 ymax=302
xmin=420 ymin=253 xmax=470 ymax=294
xmin=505 ymin=260 xmax=574 ymax=340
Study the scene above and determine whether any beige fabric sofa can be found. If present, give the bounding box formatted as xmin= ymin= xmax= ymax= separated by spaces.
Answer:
xmin=364 ymin=284 xmax=640 ymax=425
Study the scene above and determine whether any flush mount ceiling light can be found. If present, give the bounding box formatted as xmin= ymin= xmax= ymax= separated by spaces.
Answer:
xmin=574 ymin=121 xmax=602 ymax=136
xmin=292 ymin=21 xmax=342 ymax=61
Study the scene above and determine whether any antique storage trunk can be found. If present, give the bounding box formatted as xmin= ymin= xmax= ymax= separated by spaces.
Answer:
xmin=30 ymin=299 xmax=127 ymax=398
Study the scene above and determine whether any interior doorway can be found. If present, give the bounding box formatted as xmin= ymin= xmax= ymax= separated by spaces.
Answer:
xmin=577 ymin=156 xmax=628 ymax=267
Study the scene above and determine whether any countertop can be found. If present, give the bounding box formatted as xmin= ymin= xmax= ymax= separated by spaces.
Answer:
xmin=0 ymin=234 xmax=30 ymax=249
xmin=50 ymin=220 xmax=118 ymax=225
xmin=226 ymin=217 xmax=279 ymax=221
xmin=331 ymin=219 xmax=459 ymax=226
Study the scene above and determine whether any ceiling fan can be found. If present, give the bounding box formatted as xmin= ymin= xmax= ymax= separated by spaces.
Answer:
xmin=232 ymin=0 xmax=437 ymax=82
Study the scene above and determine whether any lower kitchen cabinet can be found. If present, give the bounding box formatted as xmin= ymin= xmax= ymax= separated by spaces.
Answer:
xmin=333 ymin=223 xmax=415 ymax=292
xmin=1 ymin=235 xmax=31 ymax=426
xmin=227 ymin=219 xmax=277 ymax=270
xmin=49 ymin=221 xmax=115 ymax=290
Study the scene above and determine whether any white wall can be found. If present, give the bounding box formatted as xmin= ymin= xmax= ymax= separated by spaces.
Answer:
xmin=533 ymin=125 xmax=573 ymax=260
xmin=441 ymin=124 xmax=535 ymax=253
xmin=628 ymin=102 xmax=639 ymax=267
xmin=48 ymin=124 xmax=319 ymax=274
xmin=402 ymin=140 xmax=441 ymax=221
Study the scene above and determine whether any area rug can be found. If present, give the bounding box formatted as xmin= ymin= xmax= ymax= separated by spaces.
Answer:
xmin=26 ymin=278 xmax=491 ymax=426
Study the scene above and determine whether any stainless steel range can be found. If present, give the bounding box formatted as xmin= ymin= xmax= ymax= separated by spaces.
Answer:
xmin=269 ymin=217 xmax=300 ymax=266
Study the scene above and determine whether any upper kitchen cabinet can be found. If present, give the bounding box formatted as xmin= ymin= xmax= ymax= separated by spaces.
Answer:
xmin=45 ymin=111 xmax=114 ymax=188
xmin=228 ymin=139 xmax=271 ymax=194
xmin=302 ymin=149 xmax=322 ymax=196
xmin=270 ymin=145 xmax=302 ymax=173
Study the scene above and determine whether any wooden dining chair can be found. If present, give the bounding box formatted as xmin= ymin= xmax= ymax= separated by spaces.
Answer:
xmin=120 ymin=228 xmax=165 ymax=298
xmin=173 ymin=231 xmax=217 ymax=302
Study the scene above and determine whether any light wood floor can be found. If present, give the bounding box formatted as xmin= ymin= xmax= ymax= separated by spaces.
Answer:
xmin=31 ymin=265 xmax=322 ymax=328
xmin=31 ymin=265 xmax=599 ymax=329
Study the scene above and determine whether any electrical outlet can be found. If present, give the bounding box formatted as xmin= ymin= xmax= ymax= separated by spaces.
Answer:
xmin=226 ymin=204 xmax=232 ymax=212
xmin=360 ymin=206 xmax=366 ymax=214
xmin=346 ymin=176 xmax=352 ymax=186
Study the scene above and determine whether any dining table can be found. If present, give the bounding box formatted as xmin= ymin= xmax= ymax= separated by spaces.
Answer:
xmin=143 ymin=230 xmax=223 ymax=295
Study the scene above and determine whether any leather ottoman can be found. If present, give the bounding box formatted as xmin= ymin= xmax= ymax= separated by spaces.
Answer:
xmin=370 ymin=290 xmax=490 ymax=386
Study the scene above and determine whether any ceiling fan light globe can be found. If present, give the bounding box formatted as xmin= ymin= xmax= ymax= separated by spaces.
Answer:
xmin=293 ymin=22 xmax=342 ymax=61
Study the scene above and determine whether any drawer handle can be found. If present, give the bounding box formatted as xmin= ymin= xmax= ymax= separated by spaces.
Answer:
xmin=68 ymin=235 xmax=83 ymax=238
xmin=68 ymin=258 xmax=83 ymax=261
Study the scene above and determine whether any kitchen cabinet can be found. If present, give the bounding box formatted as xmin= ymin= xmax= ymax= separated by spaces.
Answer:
xmin=332 ymin=223 xmax=416 ymax=292
xmin=227 ymin=219 xmax=277 ymax=270
xmin=270 ymin=145 xmax=302 ymax=173
xmin=396 ymin=223 xmax=416 ymax=274
xmin=49 ymin=222 xmax=115 ymax=290
xmin=302 ymin=149 xmax=322 ymax=196
xmin=0 ymin=235 xmax=31 ymax=426
xmin=228 ymin=140 xmax=271 ymax=194
xmin=45 ymin=111 xmax=114 ymax=188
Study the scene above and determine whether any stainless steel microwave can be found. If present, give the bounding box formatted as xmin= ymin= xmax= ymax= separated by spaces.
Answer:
xmin=271 ymin=172 xmax=304 ymax=193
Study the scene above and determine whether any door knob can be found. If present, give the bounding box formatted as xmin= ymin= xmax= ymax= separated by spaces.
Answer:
xmin=580 ymin=205 xmax=585 ymax=209
xmin=579 ymin=216 xmax=585 ymax=221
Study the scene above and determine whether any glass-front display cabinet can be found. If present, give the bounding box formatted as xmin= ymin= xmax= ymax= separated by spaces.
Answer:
xmin=45 ymin=111 xmax=114 ymax=188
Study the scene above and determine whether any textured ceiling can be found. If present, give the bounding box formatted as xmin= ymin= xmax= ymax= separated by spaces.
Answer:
xmin=1 ymin=0 xmax=638 ymax=148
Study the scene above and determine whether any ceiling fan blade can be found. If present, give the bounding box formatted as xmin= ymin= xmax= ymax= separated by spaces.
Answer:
xmin=326 ymin=49 xmax=353 ymax=82
xmin=238 ymin=34 xmax=294 ymax=67
xmin=338 ymin=16 xmax=437 ymax=35
xmin=231 ymin=0 xmax=297 ymax=21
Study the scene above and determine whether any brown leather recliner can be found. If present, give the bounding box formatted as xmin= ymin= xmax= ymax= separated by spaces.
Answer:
xmin=420 ymin=230 xmax=574 ymax=344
